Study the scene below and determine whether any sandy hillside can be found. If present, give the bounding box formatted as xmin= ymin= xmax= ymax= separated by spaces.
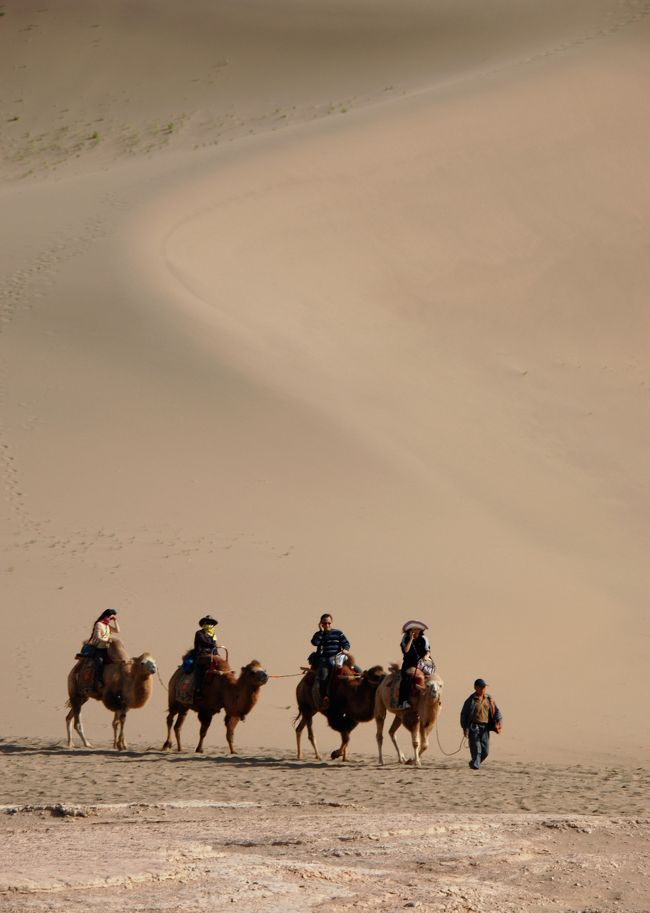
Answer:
xmin=1 ymin=0 xmax=649 ymax=768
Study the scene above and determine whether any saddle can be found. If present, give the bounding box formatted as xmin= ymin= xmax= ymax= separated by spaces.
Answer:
xmin=175 ymin=654 xmax=229 ymax=706
xmin=388 ymin=667 xmax=426 ymax=710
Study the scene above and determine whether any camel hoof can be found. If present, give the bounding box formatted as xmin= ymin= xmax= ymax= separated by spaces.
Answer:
xmin=195 ymin=747 xmax=204 ymax=754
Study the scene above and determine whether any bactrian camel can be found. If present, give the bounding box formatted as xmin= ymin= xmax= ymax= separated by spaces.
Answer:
xmin=66 ymin=639 xmax=157 ymax=750
xmin=295 ymin=662 xmax=386 ymax=761
xmin=163 ymin=659 xmax=268 ymax=753
xmin=374 ymin=665 xmax=444 ymax=767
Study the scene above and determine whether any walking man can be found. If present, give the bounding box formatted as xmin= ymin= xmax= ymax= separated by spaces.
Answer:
xmin=460 ymin=678 xmax=502 ymax=770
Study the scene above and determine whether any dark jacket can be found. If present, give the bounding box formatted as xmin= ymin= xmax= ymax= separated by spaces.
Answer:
xmin=310 ymin=628 xmax=350 ymax=665
xmin=400 ymin=632 xmax=431 ymax=669
xmin=460 ymin=693 xmax=503 ymax=732
xmin=194 ymin=629 xmax=217 ymax=655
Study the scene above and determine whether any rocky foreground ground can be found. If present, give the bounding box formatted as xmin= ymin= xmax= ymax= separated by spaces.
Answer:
xmin=1 ymin=740 xmax=649 ymax=912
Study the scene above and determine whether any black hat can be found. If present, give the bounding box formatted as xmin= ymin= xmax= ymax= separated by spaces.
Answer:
xmin=474 ymin=678 xmax=487 ymax=688
xmin=199 ymin=615 xmax=218 ymax=627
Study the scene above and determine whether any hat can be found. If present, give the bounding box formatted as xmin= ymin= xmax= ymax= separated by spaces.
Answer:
xmin=199 ymin=615 xmax=218 ymax=627
xmin=474 ymin=678 xmax=487 ymax=688
xmin=402 ymin=620 xmax=428 ymax=633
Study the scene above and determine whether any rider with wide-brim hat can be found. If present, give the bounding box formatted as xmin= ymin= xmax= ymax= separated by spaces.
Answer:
xmin=398 ymin=619 xmax=433 ymax=709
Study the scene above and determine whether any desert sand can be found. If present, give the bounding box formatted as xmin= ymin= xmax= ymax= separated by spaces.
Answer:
xmin=1 ymin=1 xmax=649 ymax=910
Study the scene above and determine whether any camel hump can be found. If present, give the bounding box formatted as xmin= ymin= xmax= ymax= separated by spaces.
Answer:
xmin=108 ymin=638 xmax=130 ymax=663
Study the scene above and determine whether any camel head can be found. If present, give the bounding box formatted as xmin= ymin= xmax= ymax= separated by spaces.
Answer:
xmin=426 ymin=675 xmax=443 ymax=701
xmin=240 ymin=660 xmax=269 ymax=687
xmin=134 ymin=653 xmax=157 ymax=677
xmin=363 ymin=665 xmax=386 ymax=687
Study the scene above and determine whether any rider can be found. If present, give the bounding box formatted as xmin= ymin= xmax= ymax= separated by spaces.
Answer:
xmin=83 ymin=608 xmax=120 ymax=690
xmin=194 ymin=615 xmax=219 ymax=696
xmin=398 ymin=620 xmax=433 ymax=709
xmin=309 ymin=613 xmax=351 ymax=704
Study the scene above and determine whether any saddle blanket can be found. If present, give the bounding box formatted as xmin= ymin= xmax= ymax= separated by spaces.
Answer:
xmin=175 ymin=671 xmax=196 ymax=706
xmin=74 ymin=659 xmax=96 ymax=695
xmin=389 ymin=671 xmax=401 ymax=710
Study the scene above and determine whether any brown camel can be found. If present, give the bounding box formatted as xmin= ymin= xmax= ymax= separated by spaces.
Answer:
xmin=374 ymin=664 xmax=443 ymax=767
xmin=163 ymin=659 xmax=268 ymax=753
xmin=295 ymin=663 xmax=386 ymax=761
xmin=65 ymin=639 xmax=157 ymax=750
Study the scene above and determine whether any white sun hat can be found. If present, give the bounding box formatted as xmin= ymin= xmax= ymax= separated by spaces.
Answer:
xmin=402 ymin=619 xmax=428 ymax=633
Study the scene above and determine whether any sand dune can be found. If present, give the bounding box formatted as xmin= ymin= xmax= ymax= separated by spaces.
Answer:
xmin=1 ymin=0 xmax=649 ymax=771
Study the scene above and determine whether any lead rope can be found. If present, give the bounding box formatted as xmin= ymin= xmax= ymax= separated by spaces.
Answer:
xmin=435 ymin=719 xmax=466 ymax=757
xmin=267 ymin=672 xmax=305 ymax=679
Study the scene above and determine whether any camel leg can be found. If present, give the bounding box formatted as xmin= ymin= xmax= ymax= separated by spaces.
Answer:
xmin=116 ymin=712 xmax=127 ymax=751
xmin=375 ymin=707 xmax=388 ymax=766
xmin=112 ymin=713 xmax=120 ymax=749
xmin=296 ymin=712 xmax=320 ymax=761
xmin=172 ymin=710 xmax=188 ymax=751
xmin=225 ymin=713 xmax=240 ymax=754
xmin=66 ymin=699 xmax=92 ymax=748
xmin=331 ymin=730 xmax=350 ymax=762
xmin=388 ymin=714 xmax=406 ymax=764
xmin=196 ymin=710 xmax=214 ymax=753
xmin=162 ymin=710 xmax=176 ymax=750
xmin=409 ymin=723 xmax=422 ymax=768
xmin=419 ymin=721 xmax=431 ymax=759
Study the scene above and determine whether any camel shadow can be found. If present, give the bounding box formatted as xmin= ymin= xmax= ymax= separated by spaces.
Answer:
xmin=123 ymin=751 xmax=335 ymax=770
xmin=0 ymin=740 xmax=153 ymax=759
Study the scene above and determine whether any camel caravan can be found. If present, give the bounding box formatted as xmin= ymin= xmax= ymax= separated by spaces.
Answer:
xmin=66 ymin=610 xmax=443 ymax=766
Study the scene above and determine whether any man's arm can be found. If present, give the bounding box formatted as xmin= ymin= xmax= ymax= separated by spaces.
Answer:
xmin=460 ymin=697 xmax=471 ymax=733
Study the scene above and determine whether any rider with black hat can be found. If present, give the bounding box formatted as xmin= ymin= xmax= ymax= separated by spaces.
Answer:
xmin=194 ymin=615 xmax=219 ymax=696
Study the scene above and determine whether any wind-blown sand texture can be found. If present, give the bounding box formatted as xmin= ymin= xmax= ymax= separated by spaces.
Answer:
xmin=1 ymin=1 xmax=649 ymax=909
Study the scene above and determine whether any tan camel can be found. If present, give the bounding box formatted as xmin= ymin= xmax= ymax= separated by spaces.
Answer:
xmin=163 ymin=659 xmax=268 ymax=753
xmin=295 ymin=663 xmax=386 ymax=761
xmin=65 ymin=639 xmax=157 ymax=750
xmin=374 ymin=665 xmax=443 ymax=767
